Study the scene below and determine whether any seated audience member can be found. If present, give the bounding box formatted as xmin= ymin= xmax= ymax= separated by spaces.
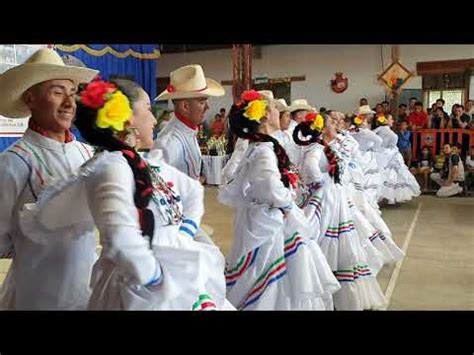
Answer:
xmin=381 ymin=100 xmax=391 ymax=115
xmin=398 ymin=103 xmax=408 ymax=123
xmin=410 ymin=146 xmax=433 ymax=192
xmin=430 ymin=143 xmax=465 ymax=197
xmin=397 ymin=120 xmax=412 ymax=166
xmin=407 ymin=101 xmax=428 ymax=130
xmin=428 ymin=107 xmax=446 ymax=129
xmin=448 ymin=104 xmax=471 ymax=129
xmin=408 ymin=97 xmax=417 ymax=114
xmin=435 ymin=98 xmax=449 ymax=119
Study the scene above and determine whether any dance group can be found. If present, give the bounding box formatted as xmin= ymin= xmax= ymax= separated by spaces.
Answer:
xmin=0 ymin=48 xmax=420 ymax=311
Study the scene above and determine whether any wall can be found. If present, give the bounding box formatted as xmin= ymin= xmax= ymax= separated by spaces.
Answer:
xmin=156 ymin=44 xmax=474 ymax=116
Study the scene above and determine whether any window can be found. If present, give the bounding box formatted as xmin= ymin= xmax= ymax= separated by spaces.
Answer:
xmin=0 ymin=45 xmax=47 ymax=135
xmin=253 ymin=81 xmax=291 ymax=104
xmin=0 ymin=44 xmax=46 ymax=74
xmin=424 ymin=89 xmax=465 ymax=112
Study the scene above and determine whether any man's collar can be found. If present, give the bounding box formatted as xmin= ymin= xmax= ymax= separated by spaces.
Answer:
xmin=175 ymin=112 xmax=198 ymax=131
xmin=28 ymin=119 xmax=75 ymax=143
xmin=22 ymin=129 xmax=77 ymax=151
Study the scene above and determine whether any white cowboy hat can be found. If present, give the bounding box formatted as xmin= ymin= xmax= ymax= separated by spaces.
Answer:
xmin=156 ymin=64 xmax=225 ymax=101
xmin=256 ymin=90 xmax=287 ymax=112
xmin=288 ymin=99 xmax=314 ymax=113
xmin=357 ymin=105 xmax=376 ymax=115
xmin=275 ymin=98 xmax=289 ymax=113
xmin=0 ymin=48 xmax=98 ymax=118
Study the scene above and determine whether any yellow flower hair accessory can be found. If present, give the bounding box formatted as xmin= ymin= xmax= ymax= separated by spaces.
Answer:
xmin=96 ymin=90 xmax=133 ymax=132
xmin=304 ymin=112 xmax=325 ymax=131
xmin=377 ymin=115 xmax=387 ymax=124
xmin=244 ymin=99 xmax=267 ymax=122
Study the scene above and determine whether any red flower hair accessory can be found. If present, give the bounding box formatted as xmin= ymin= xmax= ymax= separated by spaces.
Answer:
xmin=241 ymin=90 xmax=262 ymax=102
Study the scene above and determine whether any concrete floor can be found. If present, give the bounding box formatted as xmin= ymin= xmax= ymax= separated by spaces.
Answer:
xmin=0 ymin=190 xmax=472 ymax=310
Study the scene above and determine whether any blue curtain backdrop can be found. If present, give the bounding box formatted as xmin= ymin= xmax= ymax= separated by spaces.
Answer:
xmin=0 ymin=44 xmax=159 ymax=151
xmin=55 ymin=44 xmax=159 ymax=101
xmin=0 ymin=137 xmax=20 ymax=152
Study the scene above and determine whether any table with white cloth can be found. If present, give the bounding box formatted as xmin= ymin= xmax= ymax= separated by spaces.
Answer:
xmin=202 ymin=155 xmax=230 ymax=185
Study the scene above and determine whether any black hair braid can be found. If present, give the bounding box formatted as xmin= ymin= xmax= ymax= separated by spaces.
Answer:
xmin=292 ymin=118 xmax=341 ymax=183
xmin=292 ymin=121 xmax=322 ymax=146
xmin=75 ymin=90 xmax=155 ymax=245
xmin=321 ymin=138 xmax=341 ymax=184
xmin=228 ymin=102 xmax=293 ymax=188
xmin=249 ymin=133 xmax=292 ymax=188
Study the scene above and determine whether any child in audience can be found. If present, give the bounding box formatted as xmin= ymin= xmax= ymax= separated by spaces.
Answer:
xmin=397 ymin=121 xmax=411 ymax=167
xmin=410 ymin=146 xmax=433 ymax=192
xmin=433 ymin=151 xmax=445 ymax=173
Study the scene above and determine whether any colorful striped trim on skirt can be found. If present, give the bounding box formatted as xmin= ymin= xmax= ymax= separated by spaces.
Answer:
xmin=192 ymin=294 xmax=217 ymax=311
xmin=225 ymin=248 xmax=260 ymax=287
xmin=238 ymin=256 xmax=287 ymax=310
xmin=334 ymin=263 xmax=373 ymax=283
xmin=324 ymin=221 xmax=356 ymax=238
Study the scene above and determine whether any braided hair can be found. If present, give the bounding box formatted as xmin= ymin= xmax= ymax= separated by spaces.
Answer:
xmin=228 ymin=96 xmax=293 ymax=188
xmin=75 ymin=79 xmax=155 ymax=244
xmin=293 ymin=114 xmax=341 ymax=184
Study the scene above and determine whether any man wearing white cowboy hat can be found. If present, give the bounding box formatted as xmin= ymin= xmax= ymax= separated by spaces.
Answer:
xmin=285 ymin=99 xmax=315 ymax=165
xmin=356 ymin=105 xmax=376 ymax=127
xmin=0 ymin=48 xmax=99 ymax=310
xmin=152 ymin=64 xmax=225 ymax=181
xmin=273 ymin=98 xmax=293 ymax=148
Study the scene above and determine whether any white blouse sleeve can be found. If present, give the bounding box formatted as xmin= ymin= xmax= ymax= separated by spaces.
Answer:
xmin=222 ymin=138 xmax=249 ymax=183
xmin=246 ymin=144 xmax=293 ymax=211
xmin=86 ymin=156 xmax=161 ymax=286
xmin=388 ymin=129 xmax=399 ymax=147
xmin=370 ymin=131 xmax=383 ymax=151
xmin=300 ymin=146 xmax=324 ymax=186
xmin=0 ymin=153 xmax=29 ymax=258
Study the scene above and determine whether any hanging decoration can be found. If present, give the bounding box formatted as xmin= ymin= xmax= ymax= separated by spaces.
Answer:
xmin=330 ymin=72 xmax=349 ymax=93
xmin=378 ymin=60 xmax=414 ymax=95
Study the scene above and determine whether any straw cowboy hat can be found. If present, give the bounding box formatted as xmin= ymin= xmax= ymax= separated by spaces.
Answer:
xmin=0 ymin=48 xmax=98 ymax=118
xmin=275 ymin=98 xmax=290 ymax=113
xmin=357 ymin=105 xmax=376 ymax=115
xmin=256 ymin=90 xmax=287 ymax=112
xmin=288 ymin=99 xmax=314 ymax=113
xmin=156 ymin=64 xmax=225 ymax=101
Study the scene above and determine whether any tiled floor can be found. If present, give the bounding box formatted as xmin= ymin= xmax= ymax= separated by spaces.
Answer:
xmin=1 ymin=190 xmax=472 ymax=310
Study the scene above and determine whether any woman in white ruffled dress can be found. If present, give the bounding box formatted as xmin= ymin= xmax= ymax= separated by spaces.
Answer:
xmin=19 ymin=79 xmax=233 ymax=310
xmin=293 ymin=112 xmax=386 ymax=310
xmin=349 ymin=107 xmax=385 ymax=206
xmin=218 ymin=90 xmax=340 ymax=310
xmin=330 ymin=114 xmax=405 ymax=267
xmin=374 ymin=115 xmax=421 ymax=204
